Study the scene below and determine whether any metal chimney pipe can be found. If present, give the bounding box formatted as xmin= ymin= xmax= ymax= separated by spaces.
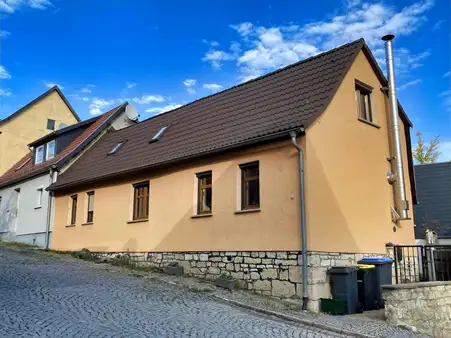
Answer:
xmin=382 ymin=34 xmax=408 ymax=219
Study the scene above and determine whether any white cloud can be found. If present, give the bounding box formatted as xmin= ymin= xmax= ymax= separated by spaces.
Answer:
xmin=438 ymin=141 xmax=451 ymax=162
xmin=126 ymin=81 xmax=137 ymax=89
xmin=80 ymin=86 xmax=93 ymax=93
xmin=0 ymin=30 xmax=10 ymax=38
xmin=76 ymin=96 xmax=89 ymax=101
xmin=0 ymin=65 xmax=11 ymax=79
xmin=183 ymin=79 xmax=196 ymax=94
xmin=398 ymin=79 xmax=422 ymax=90
xmin=0 ymin=88 xmax=11 ymax=96
xmin=230 ymin=22 xmax=253 ymax=36
xmin=440 ymin=90 xmax=451 ymax=112
xmin=28 ymin=0 xmax=52 ymax=9
xmin=202 ymin=50 xmax=234 ymax=69
xmin=89 ymin=97 xmax=115 ymax=115
xmin=433 ymin=19 xmax=447 ymax=30
xmin=43 ymin=81 xmax=63 ymax=89
xmin=210 ymin=1 xmax=434 ymax=82
xmin=203 ymin=83 xmax=223 ymax=92
xmin=145 ymin=104 xmax=183 ymax=115
xmin=201 ymin=39 xmax=219 ymax=47
xmin=443 ymin=71 xmax=451 ymax=78
xmin=0 ymin=0 xmax=53 ymax=13
xmin=132 ymin=95 xmax=164 ymax=104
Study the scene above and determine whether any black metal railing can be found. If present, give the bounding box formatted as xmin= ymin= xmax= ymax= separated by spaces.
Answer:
xmin=393 ymin=245 xmax=451 ymax=284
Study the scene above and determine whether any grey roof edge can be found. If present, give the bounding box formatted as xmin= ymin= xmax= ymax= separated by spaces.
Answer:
xmin=28 ymin=115 xmax=100 ymax=147
xmin=0 ymin=104 xmax=127 ymax=190
xmin=54 ymin=103 xmax=128 ymax=170
xmin=0 ymin=86 xmax=81 ymax=127
xmin=48 ymin=126 xmax=305 ymax=192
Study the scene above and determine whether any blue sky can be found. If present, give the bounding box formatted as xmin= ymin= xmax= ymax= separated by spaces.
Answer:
xmin=0 ymin=0 xmax=450 ymax=158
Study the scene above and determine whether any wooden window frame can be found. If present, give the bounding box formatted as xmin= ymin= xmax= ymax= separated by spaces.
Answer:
xmin=240 ymin=161 xmax=260 ymax=210
xmin=47 ymin=119 xmax=56 ymax=131
xmin=196 ymin=171 xmax=212 ymax=215
xmin=70 ymin=194 xmax=77 ymax=225
xmin=355 ymin=80 xmax=374 ymax=123
xmin=86 ymin=191 xmax=94 ymax=223
xmin=133 ymin=182 xmax=149 ymax=220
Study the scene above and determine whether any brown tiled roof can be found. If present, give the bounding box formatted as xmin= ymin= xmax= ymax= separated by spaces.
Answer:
xmin=52 ymin=38 xmax=412 ymax=192
xmin=0 ymin=105 xmax=125 ymax=189
xmin=51 ymin=39 xmax=366 ymax=191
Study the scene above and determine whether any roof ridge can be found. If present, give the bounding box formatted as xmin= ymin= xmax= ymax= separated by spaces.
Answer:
xmin=137 ymin=38 xmax=365 ymax=125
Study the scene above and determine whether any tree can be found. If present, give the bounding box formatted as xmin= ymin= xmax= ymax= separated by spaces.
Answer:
xmin=413 ymin=132 xmax=440 ymax=164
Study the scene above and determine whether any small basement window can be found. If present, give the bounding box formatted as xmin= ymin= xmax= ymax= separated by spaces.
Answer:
xmin=149 ymin=126 xmax=168 ymax=143
xmin=355 ymin=80 xmax=374 ymax=123
xmin=109 ymin=142 xmax=123 ymax=155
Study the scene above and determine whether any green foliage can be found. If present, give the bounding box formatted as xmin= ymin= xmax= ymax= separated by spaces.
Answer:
xmin=413 ymin=132 xmax=440 ymax=164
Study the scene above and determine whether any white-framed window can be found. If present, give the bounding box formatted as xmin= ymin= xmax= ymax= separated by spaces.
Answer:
xmin=36 ymin=188 xmax=43 ymax=208
xmin=46 ymin=140 xmax=56 ymax=160
xmin=35 ymin=145 xmax=44 ymax=164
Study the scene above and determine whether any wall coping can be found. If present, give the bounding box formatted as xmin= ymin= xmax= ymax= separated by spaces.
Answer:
xmin=382 ymin=281 xmax=451 ymax=290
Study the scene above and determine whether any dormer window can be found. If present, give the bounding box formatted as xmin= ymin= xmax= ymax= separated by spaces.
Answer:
xmin=46 ymin=140 xmax=55 ymax=160
xmin=35 ymin=146 xmax=44 ymax=164
xmin=149 ymin=126 xmax=168 ymax=143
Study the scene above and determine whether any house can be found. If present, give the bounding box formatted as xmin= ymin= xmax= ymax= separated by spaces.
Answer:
xmin=0 ymin=86 xmax=81 ymax=175
xmin=0 ymin=103 xmax=138 ymax=248
xmin=48 ymin=37 xmax=416 ymax=312
xmin=414 ymin=162 xmax=451 ymax=245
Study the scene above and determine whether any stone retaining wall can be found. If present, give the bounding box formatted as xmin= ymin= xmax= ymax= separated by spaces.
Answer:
xmin=382 ymin=281 xmax=451 ymax=338
xmin=93 ymin=250 xmax=388 ymax=312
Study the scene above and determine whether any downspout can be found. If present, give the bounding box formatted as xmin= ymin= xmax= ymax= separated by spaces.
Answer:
xmin=289 ymin=130 xmax=308 ymax=310
xmin=44 ymin=165 xmax=57 ymax=249
xmin=382 ymin=34 xmax=409 ymax=220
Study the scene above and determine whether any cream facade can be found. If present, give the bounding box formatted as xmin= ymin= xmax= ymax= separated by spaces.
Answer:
xmin=51 ymin=49 xmax=415 ymax=311
xmin=0 ymin=89 xmax=78 ymax=175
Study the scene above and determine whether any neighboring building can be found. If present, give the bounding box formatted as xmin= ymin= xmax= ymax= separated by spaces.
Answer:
xmin=0 ymin=86 xmax=81 ymax=175
xmin=0 ymin=103 xmax=138 ymax=248
xmin=414 ymin=162 xmax=451 ymax=245
xmin=49 ymin=39 xmax=416 ymax=312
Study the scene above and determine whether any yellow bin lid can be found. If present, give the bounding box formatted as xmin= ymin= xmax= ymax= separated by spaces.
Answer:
xmin=354 ymin=264 xmax=375 ymax=269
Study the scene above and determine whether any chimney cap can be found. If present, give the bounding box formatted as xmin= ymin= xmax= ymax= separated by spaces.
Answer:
xmin=382 ymin=34 xmax=395 ymax=41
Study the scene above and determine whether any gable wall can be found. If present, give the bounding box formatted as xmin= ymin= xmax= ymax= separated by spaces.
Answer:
xmin=304 ymin=50 xmax=415 ymax=254
xmin=0 ymin=91 xmax=78 ymax=175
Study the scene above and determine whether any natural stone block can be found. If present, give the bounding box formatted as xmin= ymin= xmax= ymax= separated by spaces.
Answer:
xmin=225 ymin=252 xmax=237 ymax=256
xmin=266 ymin=252 xmax=276 ymax=258
xmin=279 ymin=269 xmax=288 ymax=280
xmin=250 ymin=272 xmax=260 ymax=280
xmin=258 ymin=252 xmax=266 ymax=258
xmin=218 ymin=262 xmax=226 ymax=268
xmin=234 ymin=257 xmax=243 ymax=263
xmin=231 ymin=272 xmax=244 ymax=279
xmin=197 ymin=262 xmax=207 ymax=268
xmin=260 ymin=269 xmax=278 ymax=280
xmin=320 ymin=259 xmax=331 ymax=267
xmin=289 ymin=266 xmax=302 ymax=283
xmin=184 ymin=254 xmax=193 ymax=260
xmin=208 ymin=267 xmax=220 ymax=275
xmin=261 ymin=258 xmax=273 ymax=264
xmin=276 ymin=252 xmax=287 ymax=259
xmin=308 ymin=283 xmax=330 ymax=301
xmin=199 ymin=254 xmax=209 ymax=261
xmin=254 ymin=280 xmax=271 ymax=291
xmin=250 ymin=252 xmax=259 ymax=258
xmin=244 ymin=257 xmax=261 ymax=264
xmin=272 ymin=280 xmax=295 ymax=298
xmin=275 ymin=259 xmax=298 ymax=266
xmin=226 ymin=263 xmax=234 ymax=271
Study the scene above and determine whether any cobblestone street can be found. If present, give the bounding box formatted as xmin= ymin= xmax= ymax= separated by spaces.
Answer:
xmin=0 ymin=247 xmax=346 ymax=338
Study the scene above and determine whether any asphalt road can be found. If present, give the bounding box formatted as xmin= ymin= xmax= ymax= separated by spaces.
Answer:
xmin=0 ymin=247 xmax=345 ymax=338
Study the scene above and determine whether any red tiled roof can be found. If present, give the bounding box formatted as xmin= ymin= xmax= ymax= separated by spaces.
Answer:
xmin=0 ymin=105 xmax=123 ymax=188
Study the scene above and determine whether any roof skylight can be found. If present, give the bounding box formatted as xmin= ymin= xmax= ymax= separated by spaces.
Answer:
xmin=150 ymin=126 xmax=168 ymax=143
xmin=109 ymin=142 xmax=123 ymax=155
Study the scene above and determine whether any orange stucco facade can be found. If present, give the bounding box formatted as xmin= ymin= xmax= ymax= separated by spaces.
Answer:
xmin=51 ymin=50 xmax=415 ymax=254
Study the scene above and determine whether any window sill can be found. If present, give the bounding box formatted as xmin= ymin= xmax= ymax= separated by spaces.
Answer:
xmin=127 ymin=219 xmax=149 ymax=224
xmin=65 ymin=224 xmax=76 ymax=228
xmin=358 ymin=118 xmax=381 ymax=129
xmin=235 ymin=208 xmax=261 ymax=214
xmin=191 ymin=213 xmax=213 ymax=219
xmin=34 ymin=206 xmax=42 ymax=210
xmin=82 ymin=222 xmax=93 ymax=226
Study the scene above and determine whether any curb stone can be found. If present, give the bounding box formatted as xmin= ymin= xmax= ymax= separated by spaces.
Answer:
xmin=213 ymin=295 xmax=377 ymax=338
